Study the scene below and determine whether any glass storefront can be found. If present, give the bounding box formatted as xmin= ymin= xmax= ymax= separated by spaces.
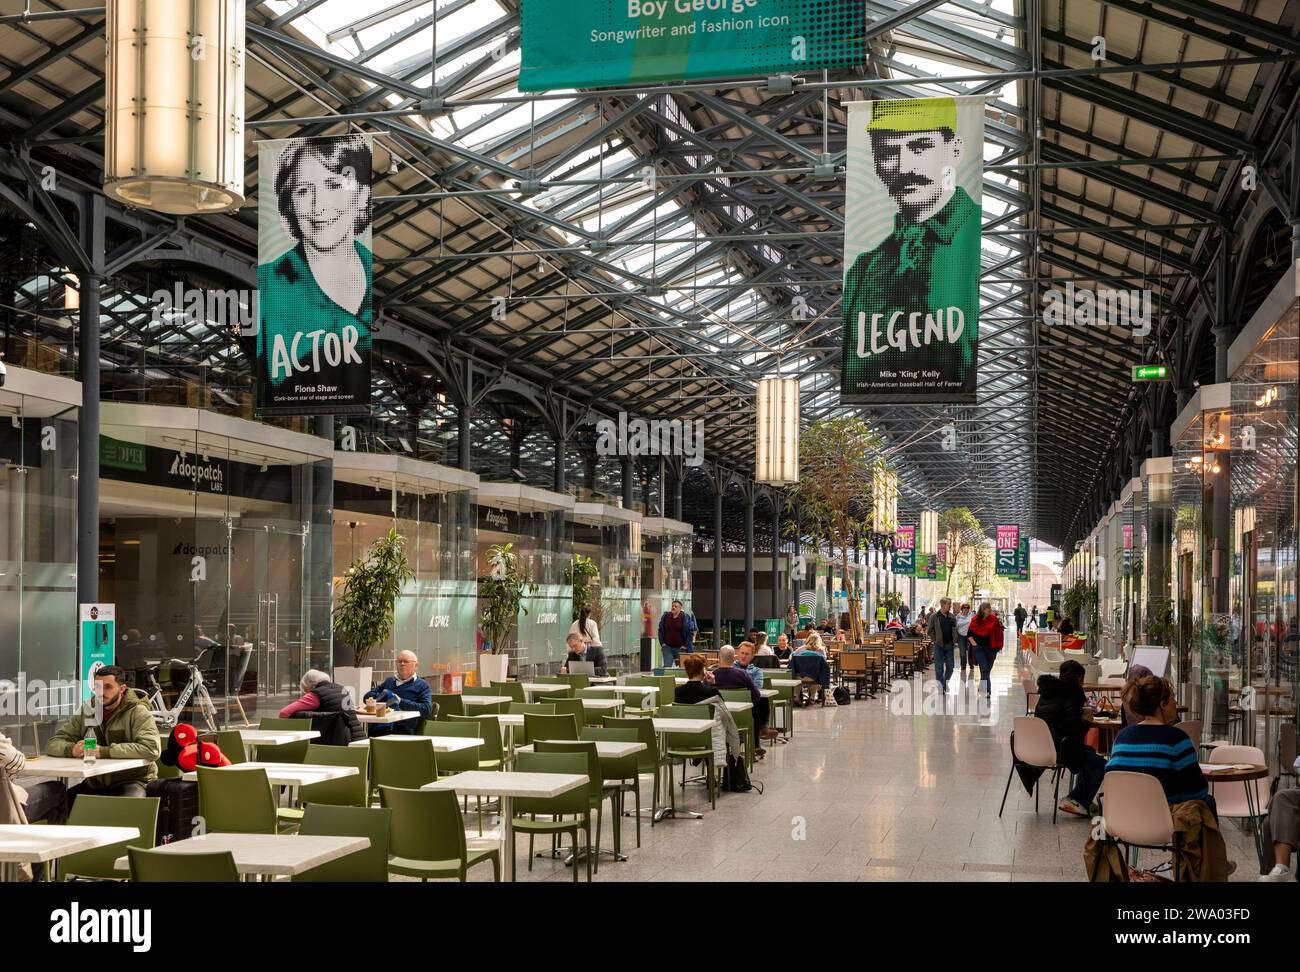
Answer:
xmin=1141 ymin=457 xmax=1177 ymax=686
xmin=569 ymin=504 xmax=642 ymax=675
xmin=333 ymin=456 xmax=478 ymax=694
xmin=99 ymin=405 xmax=333 ymax=727
xmin=0 ymin=368 xmax=79 ymax=739
xmin=642 ymin=517 xmax=693 ymax=667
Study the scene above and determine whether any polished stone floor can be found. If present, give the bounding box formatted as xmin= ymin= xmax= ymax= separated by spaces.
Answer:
xmin=463 ymin=644 xmax=1267 ymax=882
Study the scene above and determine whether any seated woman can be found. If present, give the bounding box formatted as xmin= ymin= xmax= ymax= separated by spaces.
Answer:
xmin=674 ymin=653 xmax=719 ymax=704
xmin=1105 ymin=676 xmax=1213 ymax=813
xmin=279 ymin=669 xmax=365 ymax=742
xmin=1261 ymin=779 xmax=1300 ymax=881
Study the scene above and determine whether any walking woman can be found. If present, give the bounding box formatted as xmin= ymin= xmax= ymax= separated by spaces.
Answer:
xmin=967 ymin=603 xmax=1003 ymax=697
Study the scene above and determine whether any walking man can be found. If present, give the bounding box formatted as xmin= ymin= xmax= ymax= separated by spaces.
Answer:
xmin=927 ymin=597 xmax=957 ymax=692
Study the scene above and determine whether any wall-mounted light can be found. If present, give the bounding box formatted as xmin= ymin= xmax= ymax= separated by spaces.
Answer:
xmin=105 ymin=0 xmax=246 ymax=214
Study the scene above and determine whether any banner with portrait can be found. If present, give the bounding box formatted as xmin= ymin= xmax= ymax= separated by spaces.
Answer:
xmin=257 ymin=133 xmax=374 ymax=416
xmin=841 ymin=96 xmax=983 ymax=403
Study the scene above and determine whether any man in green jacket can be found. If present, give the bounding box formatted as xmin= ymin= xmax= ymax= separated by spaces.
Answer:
xmin=25 ymin=666 xmax=161 ymax=824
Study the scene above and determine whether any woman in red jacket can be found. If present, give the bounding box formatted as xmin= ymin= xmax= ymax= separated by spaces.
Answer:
xmin=967 ymin=603 xmax=1003 ymax=698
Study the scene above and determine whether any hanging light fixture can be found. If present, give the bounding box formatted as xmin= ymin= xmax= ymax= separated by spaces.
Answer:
xmin=62 ymin=270 xmax=79 ymax=311
xmin=627 ymin=520 xmax=642 ymax=557
xmin=918 ymin=509 xmax=938 ymax=557
xmin=755 ymin=376 xmax=799 ymax=484
xmin=105 ymin=0 xmax=246 ymax=214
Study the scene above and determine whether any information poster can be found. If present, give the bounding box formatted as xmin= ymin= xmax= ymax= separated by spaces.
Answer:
xmin=995 ymin=525 xmax=1019 ymax=577
xmin=892 ymin=524 xmax=915 ymax=574
xmin=841 ymin=96 xmax=983 ymax=403
xmin=520 ymin=0 xmax=866 ymax=91
xmin=257 ymin=133 xmax=374 ymax=416
xmin=79 ymin=603 xmax=115 ymax=692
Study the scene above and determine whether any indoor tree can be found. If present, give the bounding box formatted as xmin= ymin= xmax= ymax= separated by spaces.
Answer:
xmin=333 ymin=528 xmax=415 ymax=669
xmin=479 ymin=543 xmax=537 ymax=655
xmin=940 ymin=506 xmax=981 ymax=598
xmin=565 ymin=553 xmax=601 ymax=625
xmin=785 ymin=416 xmax=884 ymax=644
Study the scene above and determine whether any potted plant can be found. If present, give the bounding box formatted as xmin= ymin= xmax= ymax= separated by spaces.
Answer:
xmin=332 ymin=528 xmax=414 ymax=706
xmin=479 ymin=543 xmax=536 ymax=684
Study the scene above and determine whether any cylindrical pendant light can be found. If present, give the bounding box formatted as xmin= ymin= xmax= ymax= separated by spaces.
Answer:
xmin=918 ymin=509 xmax=938 ymax=557
xmin=755 ymin=377 xmax=799 ymax=484
xmin=105 ymin=0 xmax=246 ymax=214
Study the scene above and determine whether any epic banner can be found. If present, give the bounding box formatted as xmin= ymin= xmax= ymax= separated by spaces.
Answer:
xmin=892 ymin=525 xmax=915 ymax=574
xmin=841 ymin=96 xmax=983 ymax=403
xmin=519 ymin=0 xmax=866 ymax=91
xmin=257 ymin=134 xmax=374 ymax=416
xmin=995 ymin=525 xmax=1020 ymax=577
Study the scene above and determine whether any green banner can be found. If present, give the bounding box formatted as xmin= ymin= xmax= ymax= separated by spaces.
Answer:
xmin=1015 ymin=537 xmax=1031 ymax=582
xmin=841 ymin=96 xmax=984 ymax=403
xmin=519 ymin=0 xmax=866 ymax=91
xmin=100 ymin=435 xmax=145 ymax=472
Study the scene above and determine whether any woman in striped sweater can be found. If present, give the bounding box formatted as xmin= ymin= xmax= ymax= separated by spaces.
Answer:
xmin=1104 ymin=676 xmax=1215 ymax=816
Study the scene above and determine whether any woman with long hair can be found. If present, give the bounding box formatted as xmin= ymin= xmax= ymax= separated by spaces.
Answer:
xmin=966 ymin=602 xmax=1003 ymax=697
xmin=568 ymin=606 xmax=602 ymax=653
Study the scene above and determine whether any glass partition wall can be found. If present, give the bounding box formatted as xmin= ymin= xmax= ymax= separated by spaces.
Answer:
xmin=99 ymin=408 xmax=332 ymax=728
xmin=1227 ymin=299 xmax=1298 ymax=771
xmin=642 ymin=522 xmax=694 ymax=666
xmin=0 ymin=383 xmax=78 ymax=746
xmin=1142 ymin=458 xmax=1177 ymax=686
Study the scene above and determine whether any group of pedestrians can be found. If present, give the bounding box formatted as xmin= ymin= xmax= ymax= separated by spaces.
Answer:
xmin=926 ymin=598 xmax=1004 ymax=695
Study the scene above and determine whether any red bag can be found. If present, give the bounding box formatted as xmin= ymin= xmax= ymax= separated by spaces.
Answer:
xmin=991 ymin=618 xmax=1004 ymax=650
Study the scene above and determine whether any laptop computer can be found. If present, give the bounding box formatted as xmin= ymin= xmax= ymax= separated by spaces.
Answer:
xmin=567 ymin=660 xmax=596 ymax=676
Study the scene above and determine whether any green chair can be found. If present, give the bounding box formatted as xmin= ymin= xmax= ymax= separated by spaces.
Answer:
xmin=654 ymin=675 xmax=679 ymax=707
xmin=766 ymin=679 xmax=794 ymax=740
xmin=155 ymin=759 xmax=180 ymax=780
xmin=578 ymin=688 xmax=616 ymax=699
xmin=560 ymin=673 xmax=590 ymax=691
xmin=252 ymin=717 xmax=310 ymax=763
xmin=213 ymin=729 xmax=248 ymax=765
xmin=490 ymin=681 xmax=525 ymax=703
xmin=371 ymin=736 xmax=439 ymax=791
xmin=429 ymin=693 xmax=464 ymax=721
xmin=534 ymin=675 xmax=568 ymax=685
xmin=59 ymin=795 xmax=158 ymax=881
xmin=548 ymin=697 xmax=589 ymax=729
xmin=379 ymin=786 xmax=500 ymax=882
xmin=128 ymin=847 xmax=239 ymax=883
xmin=719 ymin=688 xmax=755 ymax=770
xmin=658 ymin=704 xmax=717 ymax=812
xmin=295 ymin=743 xmax=370 ymax=807
xmin=197 ymin=765 xmax=278 ymax=834
xmin=508 ymin=702 xmax=556 ymax=715
xmin=448 ymin=714 xmax=505 ymax=770
xmin=534 ymin=740 xmax=606 ymax=873
xmin=581 ymin=725 xmax=643 ymax=851
xmin=463 ymin=685 xmax=498 ymax=696
xmin=603 ymin=715 xmax=662 ymax=826
xmin=463 ymin=698 xmax=508 ymax=715
xmin=292 ymin=804 xmax=391 ymax=882
xmin=524 ymin=712 xmax=580 ymax=744
xmin=622 ymin=676 xmax=662 ymax=714
xmin=510 ymin=751 xmax=593 ymax=882
xmin=422 ymin=720 xmax=484 ymax=829
xmin=536 ymin=687 xmax=574 ymax=700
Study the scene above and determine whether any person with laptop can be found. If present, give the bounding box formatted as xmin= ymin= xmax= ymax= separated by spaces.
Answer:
xmin=561 ymin=631 xmax=607 ymax=676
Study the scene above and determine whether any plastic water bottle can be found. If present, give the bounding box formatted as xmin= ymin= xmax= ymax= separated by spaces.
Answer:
xmin=82 ymin=731 xmax=97 ymax=766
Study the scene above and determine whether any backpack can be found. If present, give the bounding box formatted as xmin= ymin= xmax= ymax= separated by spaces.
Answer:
xmin=721 ymin=753 xmax=761 ymax=793
xmin=833 ymin=686 xmax=851 ymax=706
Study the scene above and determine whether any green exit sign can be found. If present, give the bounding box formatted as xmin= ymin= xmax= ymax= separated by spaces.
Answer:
xmin=1132 ymin=364 xmax=1168 ymax=381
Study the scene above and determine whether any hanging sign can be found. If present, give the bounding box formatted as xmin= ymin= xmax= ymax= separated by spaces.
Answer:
xmin=892 ymin=525 xmax=915 ymax=574
xmin=1015 ymin=537 xmax=1031 ymax=582
xmin=995 ymin=525 xmax=1019 ymax=577
xmin=257 ymin=134 xmax=374 ymax=416
xmin=79 ymin=604 xmax=115 ymax=693
xmin=841 ymin=96 xmax=984 ymax=403
xmin=519 ymin=0 xmax=867 ymax=92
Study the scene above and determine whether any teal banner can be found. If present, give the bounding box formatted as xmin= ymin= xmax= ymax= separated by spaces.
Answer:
xmin=520 ymin=0 xmax=866 ymax=91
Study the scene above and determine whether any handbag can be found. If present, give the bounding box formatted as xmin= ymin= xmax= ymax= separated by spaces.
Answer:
xmin=722 ymin=753 xmax=760 ymax=793
xmin=832 ymin=686 xmax=851 ymax=706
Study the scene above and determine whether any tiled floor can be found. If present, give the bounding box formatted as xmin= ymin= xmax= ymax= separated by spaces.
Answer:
xmin=462 ymin=644 xmax=1268 ymax=882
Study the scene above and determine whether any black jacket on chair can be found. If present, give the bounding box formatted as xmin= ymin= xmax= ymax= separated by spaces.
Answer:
xmin=1033 ymin=674 xmax=1089 ymax=771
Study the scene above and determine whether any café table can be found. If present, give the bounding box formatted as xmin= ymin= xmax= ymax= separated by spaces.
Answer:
xmin=649 ymin=716 xmax=716 ymax=821
xmin=348 ymin=735 xmax=482 ymax=753
xmin=113 ymin=832 xmax=368 ymax=880
xmin=0 ymin=824 xmax=139 ymax=882
xmin=1088 ymin=716 xmax=1123 ymax=755
xmin=589 ymin=676 xmax=618 ymax=684
xmin=724 ymin=700 xmax=753 ymax=713
xmin=234 ymin=728 xmax=319 ymax=762
xmin=354 ymin=709 xmax=422 ymax=725
xmin=1203 ymin=763 xmax=1271 ymax=866
xmin=14 ymin=756 xmax=151 ymax=786
xmin=181 ymin=761 xmax=359 ymax=805
xmin=515 ymin=740 xmax=646 ymax=759
xmin=421 ymin=771 xmax=587 ymax=881
xmin=462 ymin=695 xmax=513 ymax=709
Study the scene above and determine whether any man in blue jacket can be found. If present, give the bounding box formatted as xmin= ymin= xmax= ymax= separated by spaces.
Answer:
xmin=364 ymin=650 xmax=433 ymax=735
xmin=657 ymin=599 xmax=697 ymax=668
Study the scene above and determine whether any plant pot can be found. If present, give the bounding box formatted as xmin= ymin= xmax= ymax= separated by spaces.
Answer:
xmin=478 ymin=653 xmax=510 ymax=687
xmin=333 ymin=666 xmax=373 ymax=709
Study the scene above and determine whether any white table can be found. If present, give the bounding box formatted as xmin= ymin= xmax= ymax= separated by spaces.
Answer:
xmin=589 ymin=676 xmax=617 ymax=684
xmin=0 ymin=825 xmax=140 ymax=882
xmin=422 ymin=771 xmax=587 ymax=881
xmin=14 ymin=756 xmax=151 ymax=783
xmin=758 ymin=689 xmax=777 ymax=699
xmin=461 ymin=695 xmax=513 ymax=708
xmin=767 ymin=678 xmax=802 ymax=688
xmin=181 ymin=761 xmax=359 ymax=804
xmin=515 ymin=741 xmax=646 ymax=758
xmin=349 ymin=735 xmax=482 ymax=753
xmin=580 ymin=698 xmax=625 ymax=713
xmin=650 ymin=717 xmax=716 ymax=821
xmin=235 ymin=728 xmax=319 ymax=761
xmin=725 ymin=700 xmax=753 ymax=713
xmin=606 ymin=685 xmax=658 ymax=702
xmin=113 ymin=833 xmax=369 ymax=879
xmin=354 ymin=709 xmax=422 ymax=725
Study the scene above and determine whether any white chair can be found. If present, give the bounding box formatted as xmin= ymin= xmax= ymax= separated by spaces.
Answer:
xmin=1092 ymin=771 xmax=1180 ymax=881
xmin=999 ymin=716 xmax=1068 ymax=823
xmin=1208 ymin=744 xmax=1271 ymax=827
xmin=1099 ymin=658 xmax=1128 ymax=679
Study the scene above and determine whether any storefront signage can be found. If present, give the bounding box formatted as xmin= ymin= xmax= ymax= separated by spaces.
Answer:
xmin=257 ymin=133 xmax=374 ymax=416
xmin=477 ymin=506 xmax=520 ymax=535
xmin=99 ymin=437 xmax=293 ymax=503
xmin=100 ymin=435 xmax=146 ymax=472
xmin=995 ymin=525 xmax=1019 ymax=577
xmin=841 ymin=96 xmax=984 ymax=403
xmin=519 ymin=0 xmax=866 ymax=91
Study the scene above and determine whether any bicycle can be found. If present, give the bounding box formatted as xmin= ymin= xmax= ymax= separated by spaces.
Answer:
xmin=143 ymin=657 xmax=219 ymax=733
